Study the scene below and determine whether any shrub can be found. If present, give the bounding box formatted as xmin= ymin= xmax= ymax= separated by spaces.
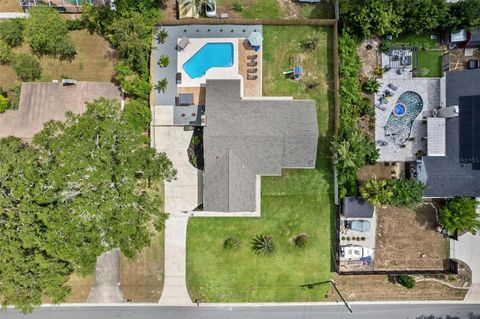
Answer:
xmin=0 ymin=18 xmax=24 ymax=48
xmin=122 ymin=99 xmax=151 ymax=131
xmin=379 ymin=40 xmax=392 ymax=53
xmin=300 ymin=32 xmax=319 ymax=51
xmin=65 ymin=19 xmax=85 ymax=31
xmin=232 ymin=3 xmax=243 ymax=12
xmin=157 ymin=28 xmax=168 ymax=44
xmin=7 ymin=82 xmax=21 ymax=109
xmin=439 ymin=197 xmax=480 ymax=235
xmin=251 ymin=235 xmax=275 ymax=256
xmin=223 ymin=237 xmax=239 ymax=251
xmin=372 ymin=66 xmax=384 ymax=77
xmin=360 ymin=178 xmax=425 ymax=207
xmin=0 ymin=41 xmax=14 ymax=65
xmin=293 ymin=233 xmax=309 ymax=248
xmin=397 ymin=275 xmax=416 ymax=289
xmin=0 ymin=95 xmax=9 ymax=113
xmin=13 ymin=53 xmax=41 ymax=81
xmin=362 ymin=77 xmax=381 ymax=94
xmin=156 ymin=78 xmax=168 ymax=93
xmin=158 ymin=55 xmax=169 ymax=68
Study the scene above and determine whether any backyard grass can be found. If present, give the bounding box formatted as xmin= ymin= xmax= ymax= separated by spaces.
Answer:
xmin=0 ymin=29 xmax=115 ymax=89
xmin=417 ymin=50 xmax=442 ymax=77
xmin=186 ymin=26 xmax=335 ymax=302
xmin=216 ymin=0 xmax=284 ymax=19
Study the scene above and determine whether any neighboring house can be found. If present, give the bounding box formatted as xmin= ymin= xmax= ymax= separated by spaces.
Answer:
xmin=416 ymin=68 xmax=480 ymax=197
xmin=203 ymin=79 xmax=318 ymax=212
xmin=0 ymin=81 xmax=122 ymax=142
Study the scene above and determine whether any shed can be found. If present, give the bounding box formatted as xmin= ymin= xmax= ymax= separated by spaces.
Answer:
xmin=342 ymin=197 xmax=374 ymax=218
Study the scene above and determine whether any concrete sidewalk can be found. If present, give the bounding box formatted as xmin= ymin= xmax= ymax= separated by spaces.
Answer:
xmin=87 ymin=249 xmax=124 ymax=303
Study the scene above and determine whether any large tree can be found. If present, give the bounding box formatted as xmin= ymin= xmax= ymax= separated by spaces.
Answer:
xmin=439 ymin=197 xmax=480 ymax=235
xmin=401 ymin=0 xmax=448 ymax=34
xmin=24 ymin=6 xmax=76 ymax=60
xmin=443 ymin=0 xmax=480 ymax=32
xmin=0 ymin=99 xmax=176 ymax=312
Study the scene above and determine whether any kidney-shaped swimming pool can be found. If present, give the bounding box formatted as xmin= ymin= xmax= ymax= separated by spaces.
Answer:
xmin=182 ymin=42 xmax=234 ymax=79
xmin=384 ymin=91 xmax=423 ymax=145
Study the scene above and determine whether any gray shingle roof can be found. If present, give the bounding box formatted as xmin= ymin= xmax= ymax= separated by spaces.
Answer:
xmin=203 ymin=80 xmax=318 ymax=212
xmin=422 ymin=70 xmax=480 ymax=197
xmin=342 ymin=197 xmax=374 ymax=218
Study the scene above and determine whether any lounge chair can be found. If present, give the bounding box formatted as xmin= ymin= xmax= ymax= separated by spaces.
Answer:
xmin=176 ymin=72 xmax=182 ymax=85
xmin=375 ymin=103 xmax=386 ymax=111
xmin=247 ymin=54 xmax=257 ymax=59
xmin=177 ymin=36 xmax=190 ymax=51
xmin=247 ymin=61 xmax=257 ymax=67
xmin=247 ymin=68 xmax=257 ymax=73
xmin=247 ymin=74 xmax=257 ymax=80
xmin=388 ymin=83 xmax=398 ymax=91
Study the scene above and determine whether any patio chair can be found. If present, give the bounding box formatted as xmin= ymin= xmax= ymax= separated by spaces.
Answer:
xmin=247 ymin=74 xmax=257 ymax=80
xmin=247 ymin=54 xmax=257 ymax=59
xmin=388 ymin=83 xmax=398 ymax=91
xmin=247 ymin=68 xmax=258 ymax=73
xmin=247 ymin=61 xmax=258 ymax=67
xmin=177 ymin=36 xmax=190 ymax=51
xmin=375 ymin=103 xmax=387 ymax=111
xmin=176 ymin=72 xmax=182 ymax=85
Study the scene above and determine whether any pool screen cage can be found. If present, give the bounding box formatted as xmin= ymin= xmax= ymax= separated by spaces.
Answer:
xmin=19 ymin=0 xmax=108 ymax=11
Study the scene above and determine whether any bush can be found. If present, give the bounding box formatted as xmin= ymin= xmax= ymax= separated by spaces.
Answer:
xmin=292 ymin=233 xmax=309 ymax=248
xmin=65 ymin=19 xmax=85 ymax=31
xmin=122 ymin=100 xmax=151 ymax=131
xmin=232 ymin=3 xmax=243 ymax=12
xmin=0 ymin=95 xmax=9 ymax=113
xmin=251 ymin=235 xmax=275 ymax=256
xmin=439 ymin=197 xmax=480 ymax=235
xmin=223 ymin=237 xmax=239 ymax=251
xmin=7 ymin=82 xmax=21 ymax=109
xmin=158 ymin=55 xmax=169 ymax=67
xmin=24 ymin=7 xmax=76 ymax=60
xmin=360 ymin=178 xmax=425 ymax=207
xmin=362 ymin=77 xmax=381 ymax=94
xmin=156 ymin=78 xmax=168 ymax=93
xmin=0 ymin=18 xmax=24 ymax=48
xmin=157 ymin=28 xmax=168 ymax=44
xmin=13 ymin=53 xmax=42 ymax=81
xmin=397 ymin=275 xmax=416 ymax=289
xmin=379 ymin=40 xmax=392 ymax=53
xmin=0 ymin=41 xmax=14 ymax=65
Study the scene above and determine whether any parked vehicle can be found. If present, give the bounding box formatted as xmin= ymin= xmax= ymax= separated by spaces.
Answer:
xmin=345 ymin=219 xmax=371 ymax=232
xmin=340 ymin=245 xmax=374 ymax=261
xmin=205 ymin=0 xmax=216 ymax=17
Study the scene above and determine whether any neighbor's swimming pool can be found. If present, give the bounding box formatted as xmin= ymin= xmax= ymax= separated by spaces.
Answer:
xmin=384 ymin=91 xmax=423 ymax=145
xmin=182 ymin=42 xmax=234 ymax=79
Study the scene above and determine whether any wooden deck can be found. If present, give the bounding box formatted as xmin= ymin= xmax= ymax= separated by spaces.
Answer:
xmin=238 ymin=39 xmax=261 ymax=97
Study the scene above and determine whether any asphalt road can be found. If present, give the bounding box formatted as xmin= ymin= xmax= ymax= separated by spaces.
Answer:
xmin=2 ymin=304 xmax=480 ymax=319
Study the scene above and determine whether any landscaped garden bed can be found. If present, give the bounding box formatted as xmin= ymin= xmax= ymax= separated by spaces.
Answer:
xmin=186 ymin=25 xmax=335 ymax=302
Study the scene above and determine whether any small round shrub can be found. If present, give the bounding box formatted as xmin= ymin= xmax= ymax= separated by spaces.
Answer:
xmin=397 ymin=275 xmax=416 ymax=289
xmin=232 ymin=3 xmax=243 ymax=12
xmin=293 ymin=233 xmax=309 ymax=248
xmin=251 ymin=234 xmax=275 ymax=256
xmin=0 ymin=41 xmax=14 ymax=65
xmin=66 ymin=19 xmax=85 ymax=31
xmin=13 ymin=53 xmax=42 ymax=81
xmin=0 ymin=18 xmax=25 ymax=48
xmin=223 ymin=237 xmax=239 ymax=251
xmin=0 ymin=95 xmax=9 ymax=113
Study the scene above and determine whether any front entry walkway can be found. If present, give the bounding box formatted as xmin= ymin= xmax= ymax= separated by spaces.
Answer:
xmin=152 ymin=126 xmax=202 ymax=305
xmin=87 ymin=249 xmax=124 ymax=303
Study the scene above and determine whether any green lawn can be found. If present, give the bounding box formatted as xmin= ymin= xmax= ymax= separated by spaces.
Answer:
xmin=216 ymin=0 xmax=284 ymax=19
xmin=394 ymin=33 xmax=440 ymax=49
xmin=186 ymin=26 xmax=335 ymax=302
xmin=416 ymin=50 xmax=442 ymax=77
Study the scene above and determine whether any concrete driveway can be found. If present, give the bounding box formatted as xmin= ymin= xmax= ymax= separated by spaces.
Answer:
xmin=87 ymin=249 xmax=124 ymax=303
xmin=450 ymin=232 xmax=480 ymax=301
xmin=152 ymin=126 xmax=202 ymax=305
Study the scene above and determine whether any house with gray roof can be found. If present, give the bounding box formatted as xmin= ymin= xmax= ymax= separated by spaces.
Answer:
xmin=203 ymin=79 xmax=318 ymax=212
xmin=416 ymin=68 xmax=480 ymax=197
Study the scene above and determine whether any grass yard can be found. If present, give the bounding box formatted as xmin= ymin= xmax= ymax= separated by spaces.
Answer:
xmin=417 ymin=50 xmax=442 ymax=77
xmin=394 ymin=33 xmax=440 ymax=50
xmin=0 ymin=29 xmax=115 ymax=89
xmin=186 ymin=26 xmax=335 ymax=302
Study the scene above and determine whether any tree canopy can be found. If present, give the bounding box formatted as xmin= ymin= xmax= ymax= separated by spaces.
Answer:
xmin=24 ymin=6 xmax=76 ymax=60
xmin=439 ymin=197 xmax=480 ymax=235
xmin=0 ymin=99 xmax=176 ymax=312
xmin=360 ymin=178 xmax=425 ymax=207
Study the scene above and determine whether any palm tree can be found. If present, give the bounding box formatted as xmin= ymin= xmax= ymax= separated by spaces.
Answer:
xmin=157 ymin=29 xmax=168 ymax=44
xmin=179 ymin=0 xmax=207 ymax=17
xmin=155 ymin=78 xmax=168 ymax=93
xmin=251 ymin=235 xmax=275 ymax=256
xmin=362 ymin=77 xmax=381 ymax=94
xmin=158 ymin=55 xmax=169 ymax=68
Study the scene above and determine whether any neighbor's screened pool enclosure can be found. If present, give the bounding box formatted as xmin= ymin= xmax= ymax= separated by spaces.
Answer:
xmin=19 ymin=0 xmax=110 ymax=12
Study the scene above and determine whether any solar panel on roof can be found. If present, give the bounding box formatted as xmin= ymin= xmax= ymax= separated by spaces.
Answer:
xmin=459 ymin=96 xmax=480 ymax=170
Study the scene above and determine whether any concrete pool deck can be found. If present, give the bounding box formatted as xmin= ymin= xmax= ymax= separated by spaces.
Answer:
xmin=153 ymin=24 xmax=262 ymax=106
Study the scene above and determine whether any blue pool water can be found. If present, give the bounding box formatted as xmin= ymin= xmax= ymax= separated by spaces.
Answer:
xmin=183 ymin=42 xmax=234 ymax=79
xmin=394 ymin=103 xmax=406 ymax=116
xmin=384 ymin=91 xmax=423 ymax=145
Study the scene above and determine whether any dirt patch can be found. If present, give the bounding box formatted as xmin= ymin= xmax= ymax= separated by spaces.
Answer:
xmin=375 ymin=204 xmax=448 ymax=271
xmin=160 ymin=0 xmax=177 ymax=20
xmin=357 ymin=162 xmax=404 ymax=184
xmin=357 ymin=39 xmax=380 ymax=77
xmin=0 ymin=0 xmax=22 ymax=12
xmin=276 ymin=0 xmax=299 ymax=18
xmin=120 ymin=232 xmax=164 ymax=302
xmin=64 ymin=274 xmax=94 ymax=303
xmin=329 ymin=274 xmax=467 ymax=301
